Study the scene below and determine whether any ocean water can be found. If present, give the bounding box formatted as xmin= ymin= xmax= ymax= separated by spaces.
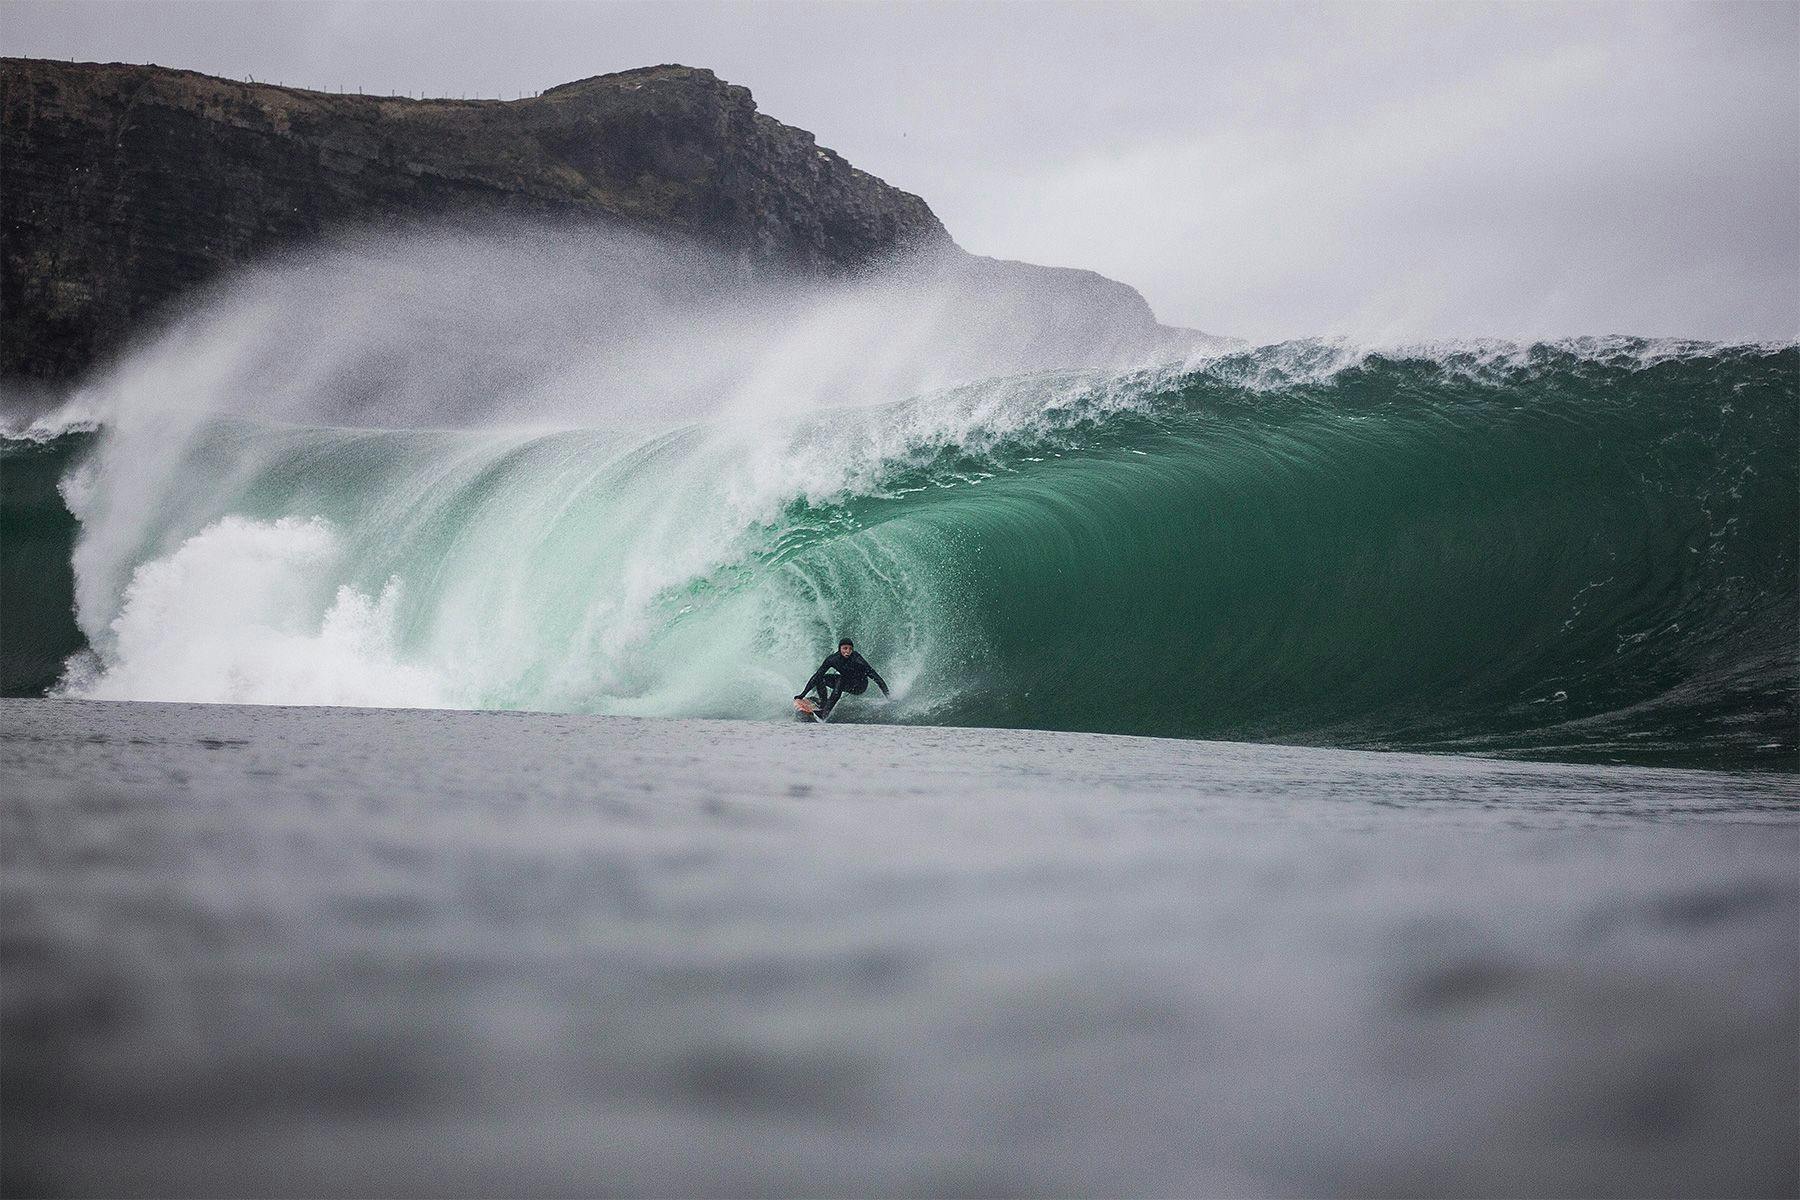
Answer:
xmin=3 ymin=698 xmax=1795 ymax=1197
xmin=2 ymin=230 xmax=1795 ymax=1195
xmin=5 ymin=338 xmax=1795 ymax=770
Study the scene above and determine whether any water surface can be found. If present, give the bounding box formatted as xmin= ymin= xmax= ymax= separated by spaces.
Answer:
xmin=4 ymin=698 xmax=1794 ymax=1196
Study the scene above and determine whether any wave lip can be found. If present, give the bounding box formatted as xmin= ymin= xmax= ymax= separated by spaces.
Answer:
xmin=0 ymin=391 xmax=106 ymax=444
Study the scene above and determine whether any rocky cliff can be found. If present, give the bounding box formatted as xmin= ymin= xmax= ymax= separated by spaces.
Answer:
xmin=1 ymin=58 xmax=1221 ymax=382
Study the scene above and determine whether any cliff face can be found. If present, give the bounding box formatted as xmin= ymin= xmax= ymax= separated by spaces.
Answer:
xmin=1 ymin=58 xmax=1226 ymax=383
xmin=0 ymin=59 xmax=953 ymax=380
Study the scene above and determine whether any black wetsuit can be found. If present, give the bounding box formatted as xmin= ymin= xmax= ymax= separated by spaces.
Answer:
xmin=799 ymin=651 xmax=888 ymax=714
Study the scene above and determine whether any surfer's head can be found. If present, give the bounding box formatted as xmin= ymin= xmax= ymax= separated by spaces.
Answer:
xmin=839 ymin=639 xmax=854 ymax=656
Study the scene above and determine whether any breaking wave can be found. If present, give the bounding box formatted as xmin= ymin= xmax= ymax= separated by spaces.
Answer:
xmin=2 ymin=229 xmax=1794 ymax=769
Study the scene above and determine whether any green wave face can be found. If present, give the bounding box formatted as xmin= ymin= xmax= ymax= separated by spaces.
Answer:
xmin=8 ymin=341 xmax=1797 ymax=768
xmin=817 ymin=346 xmax=1798 ymax=767
xmin=1 ymin=432 xmax=90 ymax=695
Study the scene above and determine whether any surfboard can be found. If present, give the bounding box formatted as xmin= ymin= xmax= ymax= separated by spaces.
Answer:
xmin=793 ymin=697 xmax=824 ymax=722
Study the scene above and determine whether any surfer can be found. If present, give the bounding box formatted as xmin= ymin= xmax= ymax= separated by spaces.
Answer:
xmin=796 ymin=638 xmax=889 ymax=717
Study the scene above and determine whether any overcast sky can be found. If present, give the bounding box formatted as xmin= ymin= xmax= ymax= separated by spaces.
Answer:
xmin=5 ymin=1 xmax=1797 ymax=342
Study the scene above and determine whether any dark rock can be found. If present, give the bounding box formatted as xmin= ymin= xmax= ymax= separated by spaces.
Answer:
xmin=1 ymin=59 xmax=958 ymax=381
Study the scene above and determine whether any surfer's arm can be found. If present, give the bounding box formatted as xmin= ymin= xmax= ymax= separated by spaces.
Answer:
xmin=866 ymin=664 xmax=890 ymax=696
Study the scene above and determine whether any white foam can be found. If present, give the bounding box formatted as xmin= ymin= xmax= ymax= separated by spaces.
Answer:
xmin=67 ymin=515 xmax=450 ymax=708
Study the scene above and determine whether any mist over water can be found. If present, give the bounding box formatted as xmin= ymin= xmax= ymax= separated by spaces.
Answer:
xmin=5 ymin=222 xmax=1795 ymax=767
xmin=30 ymin=224 xmax=1202 ymax=713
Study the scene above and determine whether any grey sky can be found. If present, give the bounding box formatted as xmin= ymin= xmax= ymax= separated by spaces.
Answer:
xmin=5 ymin=0 xmax=1796 ymax=342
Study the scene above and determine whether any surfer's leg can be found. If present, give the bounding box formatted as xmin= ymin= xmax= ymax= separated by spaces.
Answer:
xmin=825 ymin=676 xmax=865 ymax=715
